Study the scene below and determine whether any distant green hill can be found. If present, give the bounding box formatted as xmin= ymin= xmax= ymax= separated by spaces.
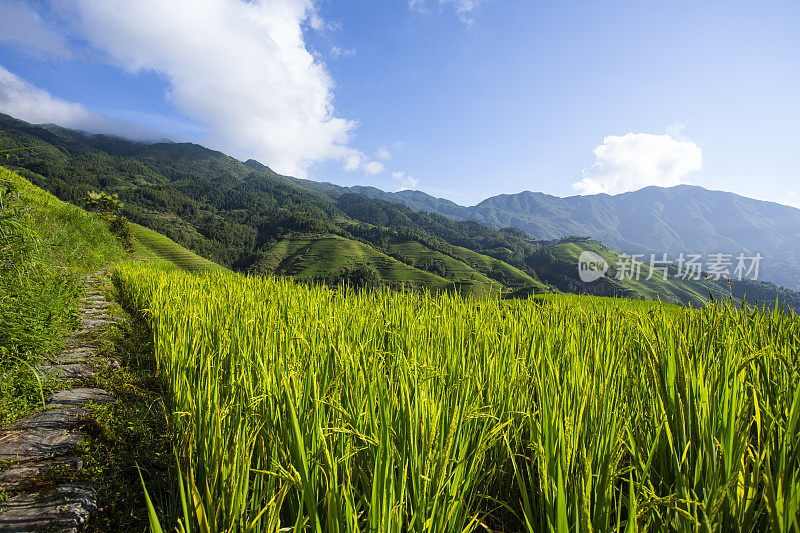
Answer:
xmin=349 ymin=183 xmax=800 ymax=292
xmin=529 ymin=237 xmax=800 ymax=310
xmin=543 ymin=239 xmax=715 ymax=305
xmin=0 ymin=113 xmax=546 ymax=296
xmin=130 ymin=222 xmax=225 ymax=272
xmin=2 ymin=112 xmax=799 ymax=310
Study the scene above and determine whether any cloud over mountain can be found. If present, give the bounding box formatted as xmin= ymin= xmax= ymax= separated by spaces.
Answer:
xmin=65 ymin=0 xmax=374 ymax=177
xmin=0 ymin=0 xmax=389 ymax=178
xmin=0 ymin=65 xmax=162 ymax=140
xmin=573 ymin=132 xmax=703 ymax=195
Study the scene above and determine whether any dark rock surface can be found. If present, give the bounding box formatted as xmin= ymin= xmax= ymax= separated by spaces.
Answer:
xmin=35 ymin=363 xmax=96 ymax=381
xmin=0 ymin=408 xmax=90 ymax=462
xmin=0 ymin=456 xmax=84 ymax=492
xmin=48 ymin=388 xmax=114 ymax=408
xmin=0 ymin=482 xmax=99 ymax=532
xmin=49 ymin=346 xmax=96 ymax=364
xmin=0 ymin=274 xmax=119 ymax=532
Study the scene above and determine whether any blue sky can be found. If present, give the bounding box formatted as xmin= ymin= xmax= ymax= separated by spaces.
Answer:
xmin=0 ymin=0 xmax=798 ymax=207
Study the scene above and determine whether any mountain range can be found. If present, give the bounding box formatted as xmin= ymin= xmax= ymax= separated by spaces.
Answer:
xmin=1 ymin=111 xmax=799 ymax=310
xmin=338 ymin=183 xmax=800 ymax=291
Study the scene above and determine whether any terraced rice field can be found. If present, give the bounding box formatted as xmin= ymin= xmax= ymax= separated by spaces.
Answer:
xmin=130 ymin=223 xmax=225 ymax=272
xmin=114 ymin=262 xmax=800 ymax=532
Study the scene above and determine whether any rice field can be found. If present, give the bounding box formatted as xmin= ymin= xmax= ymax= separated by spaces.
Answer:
xmin=113 ymin=261 xmax=800 ymax=532
xmin=130 ymin=222 xmax=225 ymax=272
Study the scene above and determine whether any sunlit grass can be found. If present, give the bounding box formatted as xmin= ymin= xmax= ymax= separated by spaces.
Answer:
xmin=1 ymin=166 xmax=125 ymax=423
xmin=130 ymin=222 xmax=225 ymax=272
xmin=114 ymin=262 xmax=800 ymax=532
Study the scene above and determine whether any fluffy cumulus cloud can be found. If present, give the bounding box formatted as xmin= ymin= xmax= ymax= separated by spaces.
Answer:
xmin=50 ymin=0 xmax=374 ymax=177
xmin=364 ymin=161 xmax=385 ymax=175
xmin=0 ymin=0 xmax=404 ymax=178
xmin=392 ymin=171 xmax=419 ymax=190
xmin=343 ymin=151 xmax=385 ymax=175
xmin=409 ymin=0 xmax=487 ymax=23
xmin=573 ymin=132 xmax=703 ymax=195
xmin=0 ymin=1 xmax=72 ymax=58
xmin=0 ymin=65 xmax=162 ymax=139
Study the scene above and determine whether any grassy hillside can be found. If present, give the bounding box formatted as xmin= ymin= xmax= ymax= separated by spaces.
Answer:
xmin=448 ymin=244 xmax=536 ymax=286
xmin=130 ymin=222 xmax=224 ymax=272
xmin=548 ymin=240 xmax=713 ymax=305
xmin=0 ymin=166 xmax=125 ymax=355
xmin=3 ymin=113 xmax=798 ymax=309
xmin=535 ymin=238 xmax=800 ymax=310
xmin=0 ymin=166 xmax=125 ymax=422
xmin=249 ymin=235 xmax=471 ymax=291
xmin=387 ymin=241 xmax=501 ymax=288
xmin=0 ymin=113 xmax=547 ymax=295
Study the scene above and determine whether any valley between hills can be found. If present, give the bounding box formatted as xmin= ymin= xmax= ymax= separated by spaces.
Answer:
xmin=2 ymin=114 xmax=800 ymax=530
xmin=2 ymin=112 xmax=799 ymax=311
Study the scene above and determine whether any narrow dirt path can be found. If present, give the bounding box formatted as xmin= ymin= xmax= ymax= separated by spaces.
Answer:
xmin=0 ymin=273 xmax=119 ymax=532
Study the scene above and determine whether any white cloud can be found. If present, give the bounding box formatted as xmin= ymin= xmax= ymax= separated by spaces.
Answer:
xmin=785 ymin=192 xmax=800 ymax=209
xmin=375 ymin=141 xmax=406 ymax=160
xmin=59 ymin=0 xmax=358 ymax=177
xmin=665 ymin=121 xmax=688 ymax=139
xmin=364 ymin=161 xmax=384 ymax=175
xmin=573 ymin=132 xmax=703 ymax=195
xmin=0 ymin=1 xmax=72 ymax=58
xmin=0 ymin=65 xmax=163 ymax=140
xmin=410 ymin=0 xmax=487 ymax=23
xmin=342 ymin=150 xmax=386 ymax=175
xmin=408 ymin=0 xmax=426 ymax=12
xmin=392 ymin=171 xmax=419 ymax=190
xmin=94 ymin=108 xmax=203 ymax=139
xmin=330 ymin=46 xmax=356 ymax=58
xmin=343 ymin=152 xmax=362 ymax=172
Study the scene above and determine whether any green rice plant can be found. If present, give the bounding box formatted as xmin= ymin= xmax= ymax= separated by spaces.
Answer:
xmin=112 ymin=262 xmax=800 ymax=532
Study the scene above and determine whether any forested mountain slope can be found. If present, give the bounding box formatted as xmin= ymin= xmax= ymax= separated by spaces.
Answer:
xmin=348 ymin=181 xmax=800 ymax=290
xmin=3 ymin=112 xmax=799 ymax=309
xmin=0 ymin=113 xmax=546 ymax=296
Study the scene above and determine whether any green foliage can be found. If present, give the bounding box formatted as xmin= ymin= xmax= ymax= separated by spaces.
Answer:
xmin=0 ymin=355 xmax=48 ymax=426
xmin=114 ymin=262 xmax=800 ymax=532
xmin=129 ymin=222 xmax=224 ymax=272
xmin=3 ymin=112 xmax=799 ymax=309
xmin=0 ymin=131 xmax=50 ymax=163
xmin=416 ymin=257 xmax=447 ymax=277
xmin=0 ymin=166 xmax=124 ymax=420
xmin=0 ymin=167 xmax=124 ymax=353
xmin=327 ymin=262 xmax=382 ymax=289
xmin=81 ymin=304 xmax=174 ymax=532
xmin=0 ymin=114 xmax=546 ymax=294
xmin=82 ymin=191 xmax=133 ymax=249
xmin=83 ymin=190 xmax=124 ymax=215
